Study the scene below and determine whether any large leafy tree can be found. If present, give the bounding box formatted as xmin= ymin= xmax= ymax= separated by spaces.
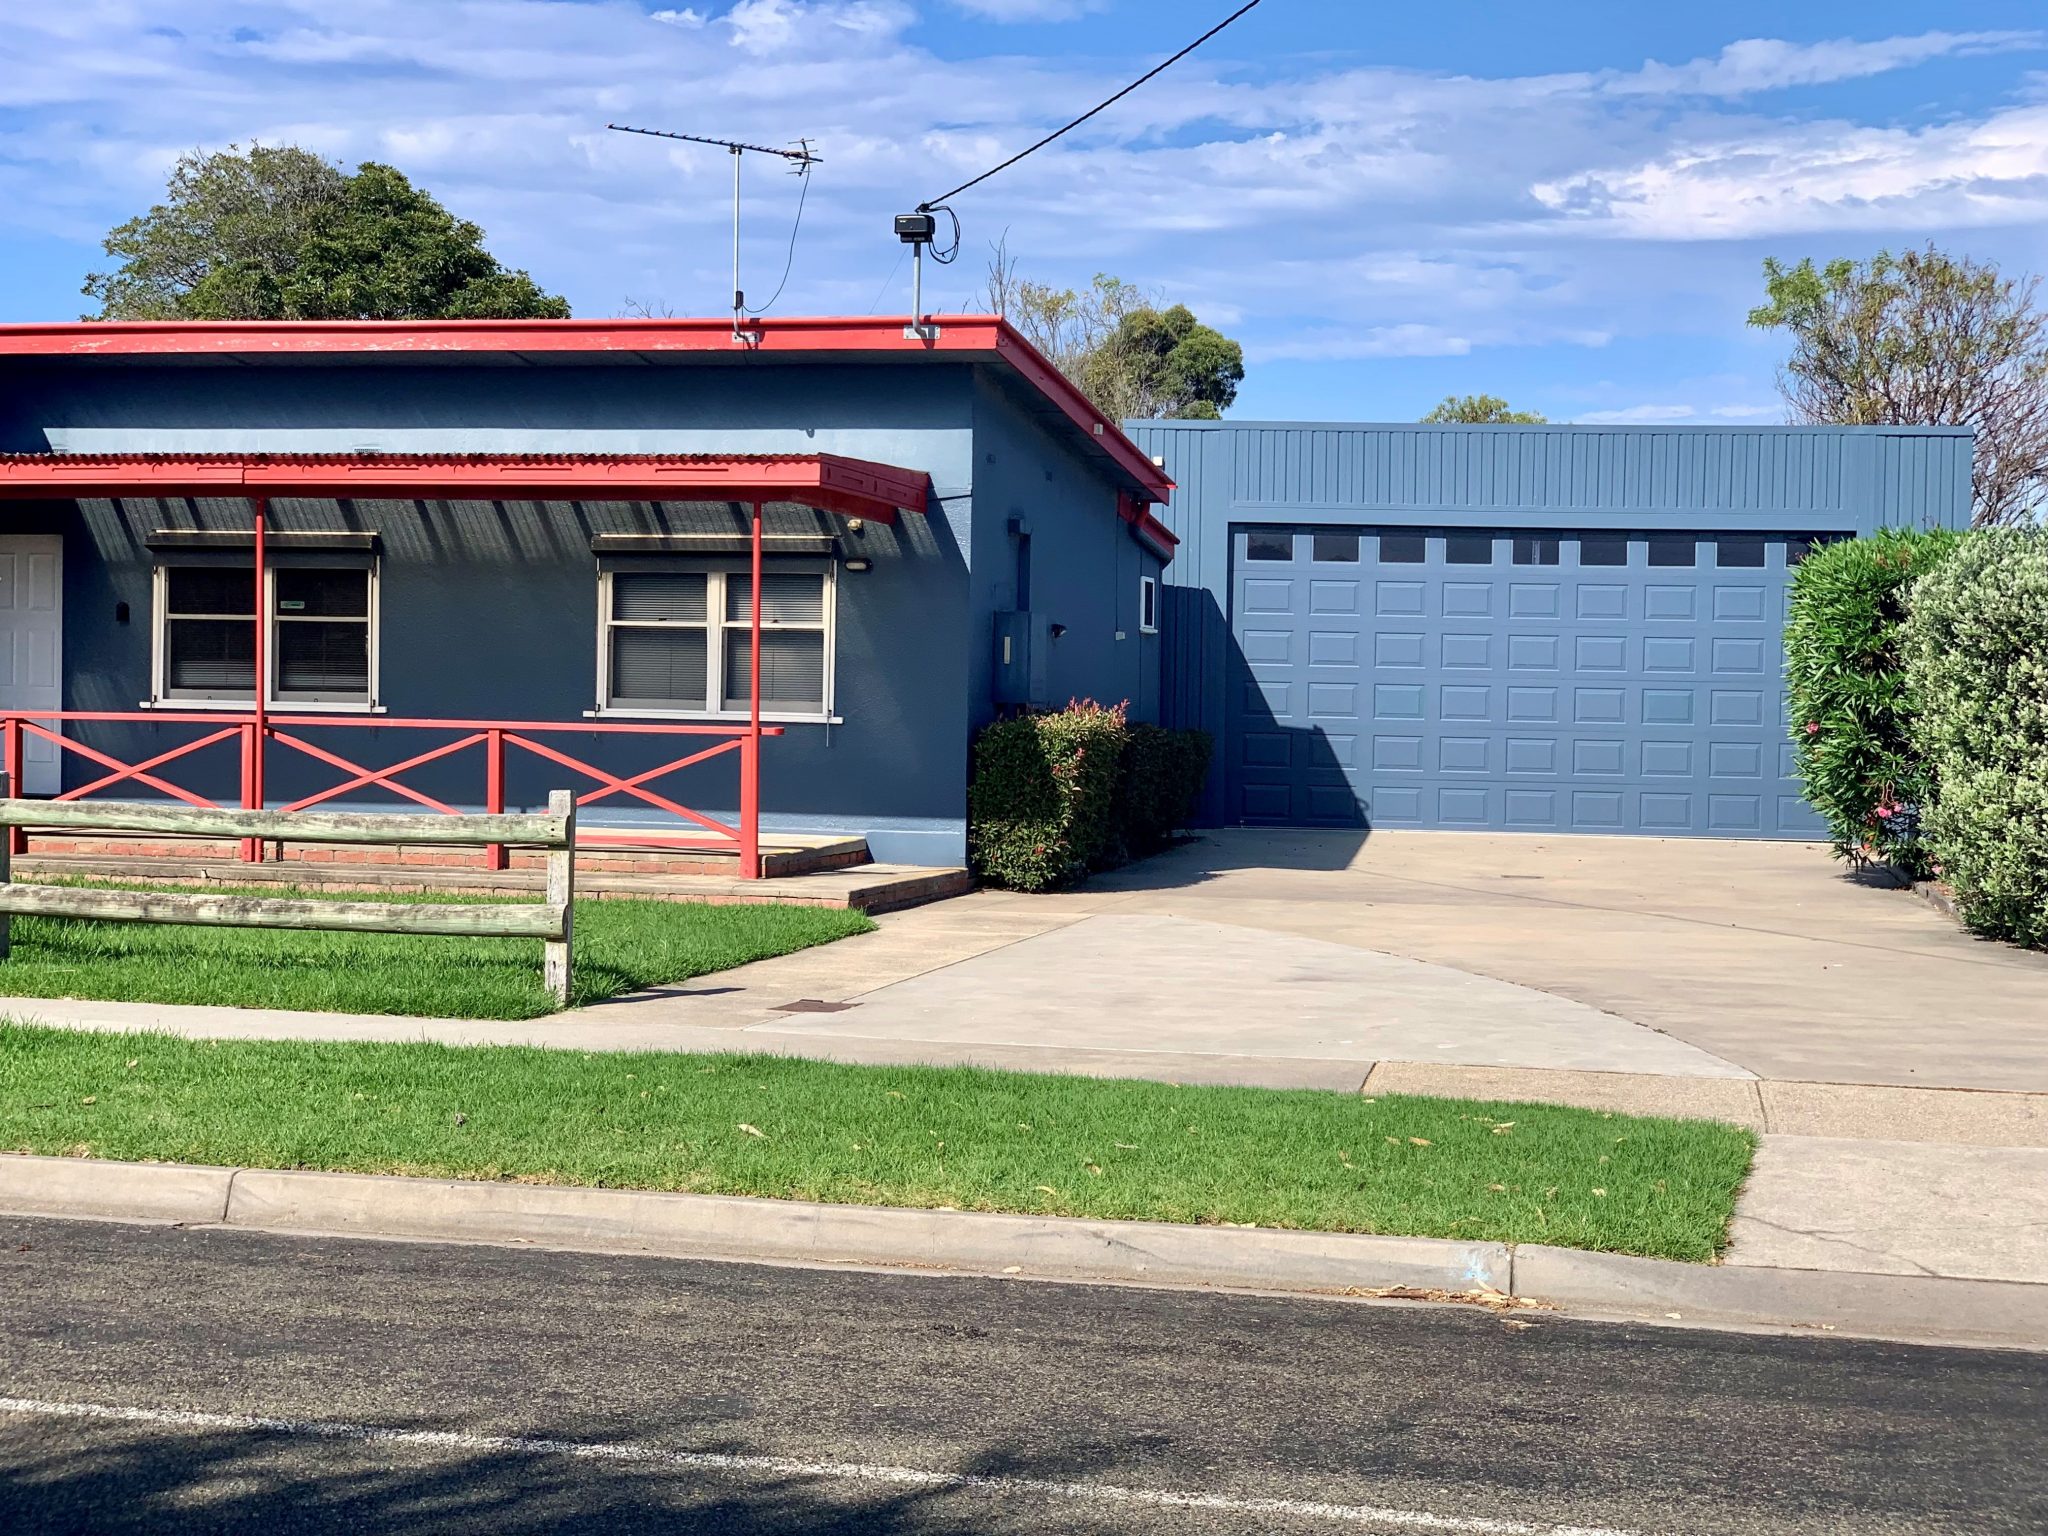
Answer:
xmin=981 ymin=243 xmax=1243 ymax=421
xmin=1420 ymin=394 xmax=1547 ymax=424
xmin=85 ymin=145 xmax=569 ymax=321
xmin=1748 ymin=246 xmax=2048 ymax=527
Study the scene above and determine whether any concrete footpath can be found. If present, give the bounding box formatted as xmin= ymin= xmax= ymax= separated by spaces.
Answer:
xmin=4 ymin=1152 xmax=2046 ymax=1354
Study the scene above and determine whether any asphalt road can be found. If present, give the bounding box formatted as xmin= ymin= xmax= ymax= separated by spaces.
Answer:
xmin=0 ymin=1217 xmax=2042 ymax=1535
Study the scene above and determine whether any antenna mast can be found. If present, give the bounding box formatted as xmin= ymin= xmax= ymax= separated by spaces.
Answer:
xmin=608 ymin=123 xmax=821 ymax=341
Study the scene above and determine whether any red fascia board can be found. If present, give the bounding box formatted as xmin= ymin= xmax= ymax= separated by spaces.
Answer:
xmin=0 ymin=315 xmax=1177 ymax=503
xmin=0 ymin=452 xmax=928 ymax=521
xmin=988 ymin=326 xmax=1177 ymax=502
xmin=1133 ymin=509 xmax=1179 ymax=561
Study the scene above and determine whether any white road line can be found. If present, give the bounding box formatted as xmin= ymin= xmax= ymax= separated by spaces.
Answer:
xmin=0 ymin=1395 xmax=1641 ymax=1535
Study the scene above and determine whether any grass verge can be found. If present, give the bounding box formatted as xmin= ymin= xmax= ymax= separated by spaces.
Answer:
xmin=0 ymin=1026 xmax=1755 ymax=1260
xmin=0 ymin=881 xmax=872 ymax=1018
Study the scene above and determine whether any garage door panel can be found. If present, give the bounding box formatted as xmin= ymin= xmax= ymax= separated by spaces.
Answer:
xmin=1376 ymin=631 xmax=1425 ymax=667
xmin=1227 ymin=526 xmax=1810 ymax=836
xmin=1309 ymin=630 xmax=1359 ymax=666
xmin=1574 ymin=634 xmax=1628 ymax=671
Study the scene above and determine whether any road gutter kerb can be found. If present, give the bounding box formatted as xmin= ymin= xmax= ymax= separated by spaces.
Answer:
xmin=3 ymin=1153 xmax=2043 ymax=1351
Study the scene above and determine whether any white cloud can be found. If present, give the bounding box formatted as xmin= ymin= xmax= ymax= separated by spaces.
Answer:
xmin=0 ymin=5 xmax=2044 ymax=417
xmin=725 ymin=0 xmax=913 ymax=54
xmin=1604 ymin=31 xmax=2040 ymax=98
xmin=1530 ymin=102 xmax=2048 ymax=240
xmin=1576 ymin=404 xmax=1700 ymax=424
xmin=947 ymin=0 xmax=1106 ymax=19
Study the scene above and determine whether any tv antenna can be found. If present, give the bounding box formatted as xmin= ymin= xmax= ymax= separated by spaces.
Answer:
xmin=608 ymin=123 xmax=822 ymax=342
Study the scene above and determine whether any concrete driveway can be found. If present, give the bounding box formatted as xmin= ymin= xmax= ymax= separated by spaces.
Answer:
xmin=25 ymin=829 xmax=2047 ymax=1101
xmin=749 ymin=829 xmax=2048 ymax=1095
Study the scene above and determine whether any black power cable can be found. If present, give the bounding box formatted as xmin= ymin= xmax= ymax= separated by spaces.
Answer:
xmin=743 ymin=161 xmax=815 ymax=317
xmin=919 ymin=0 xmax=1264 ymax=212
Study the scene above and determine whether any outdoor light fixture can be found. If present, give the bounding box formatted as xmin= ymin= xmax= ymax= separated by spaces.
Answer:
xmin=843 ymin=556 xmax=873 ymax=573
xmin=893 ymin=212 xmax=936 ymax=244
xmin=893 ymin=211 xmax=943 ymax=342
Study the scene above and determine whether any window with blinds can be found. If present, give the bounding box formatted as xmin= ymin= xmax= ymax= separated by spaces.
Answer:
xmin=601 ymin=564 xmax=833 ymax=717
xmin=156 ymin=562 xmax=376 ymax=706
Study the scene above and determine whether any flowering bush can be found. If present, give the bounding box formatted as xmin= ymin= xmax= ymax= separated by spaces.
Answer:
xmin=968 ymin=700 xmax=1130 ymax=892
xmin=1782 ymin=528 xmax=1961 ymax=875
xmin=1901 ymin=529 xmax=2048 ymax=949
xmin=968 ymin=702 xmax=1212 ymax=891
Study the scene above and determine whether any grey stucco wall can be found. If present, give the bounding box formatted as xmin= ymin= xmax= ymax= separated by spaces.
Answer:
xmin=1125 ymin=419 xmax=1976 ymax=827
xmin=0 ymin=355 xmax=1167 ymax=867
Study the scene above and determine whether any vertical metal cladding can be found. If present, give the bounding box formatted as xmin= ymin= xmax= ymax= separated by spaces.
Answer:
xmin=1125 ymin=420 xmax=1974 ymax=833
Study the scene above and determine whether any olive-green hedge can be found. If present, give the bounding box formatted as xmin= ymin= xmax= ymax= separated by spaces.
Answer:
xmin=1902 ymin=529 xmax=2048 ymax=949
xmin=1782 ymin=528 xmax=1961 ymax=875
xmin=968 ymin=702 xmax=1213 ymax=892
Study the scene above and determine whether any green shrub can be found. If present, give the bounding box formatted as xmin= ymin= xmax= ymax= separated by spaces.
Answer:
xmin=1901 ymin=529 xmax=2048 ymax=949
xmin=968 ymin=700 xmax=1129 ymax=892
xmin=1783 ymin=528 xmax=1962 ymax=874
xmin=1115 ymin=723 xmax=1214 ymax=861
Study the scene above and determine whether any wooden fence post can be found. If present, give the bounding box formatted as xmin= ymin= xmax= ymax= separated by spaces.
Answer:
xmin=0 ymin=771 xmax=11 ymax=960
xmin=543 ymin=788 xmax=575 ymax=1006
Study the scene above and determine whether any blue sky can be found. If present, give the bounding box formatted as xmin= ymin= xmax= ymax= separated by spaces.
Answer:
xmin=3 ymin=1 xmax=2045 ymax=423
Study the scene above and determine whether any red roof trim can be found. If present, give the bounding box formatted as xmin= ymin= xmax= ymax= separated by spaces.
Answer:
xmin=0 ymin=451 xmax=928 ymax=522
xmin=0 ymin=315 xmax=1176 ymax=503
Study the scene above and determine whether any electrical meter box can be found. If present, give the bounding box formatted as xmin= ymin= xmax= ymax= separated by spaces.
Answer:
xmin=992 ymin=610 xmax=1050 ymax=708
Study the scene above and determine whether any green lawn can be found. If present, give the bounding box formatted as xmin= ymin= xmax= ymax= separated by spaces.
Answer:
xmin=0 ymin=882 xmax=872 ymax=1018
xmin=0 ymin=1026 xmax=1756 ymax=1261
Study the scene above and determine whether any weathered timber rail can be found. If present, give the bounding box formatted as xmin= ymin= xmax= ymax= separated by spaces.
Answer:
xmin=0 ymin=785 xmax=579 ymax=1004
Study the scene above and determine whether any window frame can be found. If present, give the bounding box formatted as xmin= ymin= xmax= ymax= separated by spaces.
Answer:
xmin=1138 ymin=574 xmax=1159 ymax=635
xmin=148 ymin=559 xmax=382 ymax=713
xmin=594 ymin=558 xmax=839 ymax=724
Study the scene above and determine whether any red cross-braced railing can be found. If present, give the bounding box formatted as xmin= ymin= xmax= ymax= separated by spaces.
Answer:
xmin=0 ymin=712 xmax=782 ymax=877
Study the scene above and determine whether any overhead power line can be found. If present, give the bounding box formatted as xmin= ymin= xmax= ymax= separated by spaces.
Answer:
xmin=919 ymin=0 xmax=1264 ymax=211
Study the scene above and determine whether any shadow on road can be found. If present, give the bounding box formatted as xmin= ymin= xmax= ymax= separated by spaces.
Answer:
xmin=1 ymin=1420 xmax=1175 ymax=1535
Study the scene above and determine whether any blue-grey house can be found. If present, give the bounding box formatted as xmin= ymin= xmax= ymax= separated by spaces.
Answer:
xmin=1129 ymin=419 xmax=1973 ymax=840
xmin=0 ymin=317 xmax=1177 ymax=872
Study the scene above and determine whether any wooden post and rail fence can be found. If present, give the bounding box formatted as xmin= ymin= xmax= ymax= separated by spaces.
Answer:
xmin=0 ymin=782 xmax=580 ymax=1004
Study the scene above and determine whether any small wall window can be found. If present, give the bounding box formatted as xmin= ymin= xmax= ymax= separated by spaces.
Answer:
xmin=1647 ymin=534 xmax=1697 ymax=568
xmin=1716 ymin=535 xmax=1767 ymax=568
xmin=1377 ymin=532 xmax=1426 ymax=563
xmin=600 ymin=563 xmax=834 ymax=719
xmin=1577 ymin=535 xmax=1629 ymax=567
xmin=1139 ymin=575 xmax=1159 ymax=634
xmin=1312 ymin=530 xmax=1360 ymax=563
xmin=154 ymin=561 xmax=377 ymax=708
xmin=1787 ymin=533 xmax=1844 ymax=566
xmin=1513 ymin=535 xmax=1560 ymax=566
xmin=1444 ymin=533 xmax=1495 ymax=566
xmin=1244 ymin=529 xmax=1293 ymax=562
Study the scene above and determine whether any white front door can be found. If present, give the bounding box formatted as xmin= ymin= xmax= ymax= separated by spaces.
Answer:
xmin=0 ymin=536 xmax=63 ymax=795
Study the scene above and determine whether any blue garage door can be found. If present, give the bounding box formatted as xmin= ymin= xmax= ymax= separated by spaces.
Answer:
xmin=1226 ymin=526 xmax=1827 ymax=837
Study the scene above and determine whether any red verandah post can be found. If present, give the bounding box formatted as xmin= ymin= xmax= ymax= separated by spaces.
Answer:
xmin=241 ymin=496 xmax=268 ymax=862
xmin=484 ymin=727 xmax=507 ymax=871
xmin=739 ymin=496 xmax=763 ymax=879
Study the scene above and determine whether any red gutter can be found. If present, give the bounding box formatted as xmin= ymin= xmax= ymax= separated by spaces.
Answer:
xmin=0 ymin=315 xmax=1176 ymax=504
xmin=0 ymin=451 xmax=928 ymax=522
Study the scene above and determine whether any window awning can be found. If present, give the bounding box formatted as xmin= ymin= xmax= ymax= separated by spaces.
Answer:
xmin=0 ymin=451 xmax=929 ymax=523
